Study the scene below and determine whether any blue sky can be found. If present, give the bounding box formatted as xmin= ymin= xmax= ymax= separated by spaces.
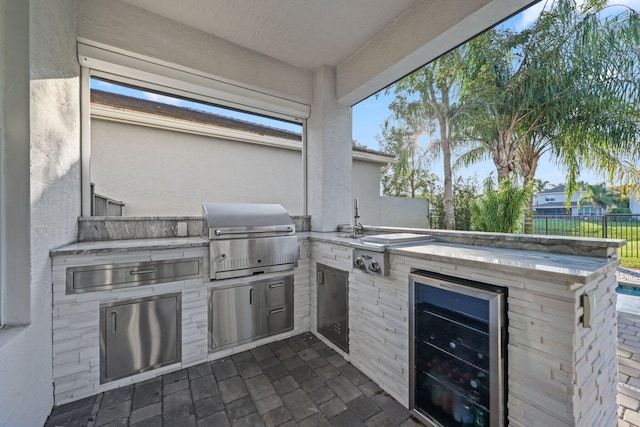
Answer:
xmin=353 ymin=0 xmax=640 ymax=186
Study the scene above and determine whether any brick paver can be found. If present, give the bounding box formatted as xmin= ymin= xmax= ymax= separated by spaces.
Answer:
xmin=618 ymin=311 xmax=640 ymax=425
xmin=44 ymin=303 xmax=640 ymax=426
xmin=45 ymin=332 xmax=417 ymax=427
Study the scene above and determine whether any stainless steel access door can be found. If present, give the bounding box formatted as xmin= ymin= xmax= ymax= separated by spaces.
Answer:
xmin=209 ymin=284 xmax=257 ymax=349
xmin=317 ymin=264 xmax=349 ymax=353
xmin=100 ymin=293 xmax=181 ymax=384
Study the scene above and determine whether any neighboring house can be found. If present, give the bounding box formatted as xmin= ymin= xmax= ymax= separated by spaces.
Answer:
xmin=631 ymin=194 xmax=640 ymax=214
xmin=533 ymin=185 xmax=598 ymax=216
xmin=91 ymin=90 xmax=428 ymax=227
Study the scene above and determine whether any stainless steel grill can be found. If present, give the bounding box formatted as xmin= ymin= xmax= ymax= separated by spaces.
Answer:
xmin=203 ymin=202 xmax=298 ymax=280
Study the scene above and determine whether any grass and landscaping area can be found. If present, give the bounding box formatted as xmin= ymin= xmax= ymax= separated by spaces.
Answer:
xmin=531 ymin=216 xmax=640 ymax=268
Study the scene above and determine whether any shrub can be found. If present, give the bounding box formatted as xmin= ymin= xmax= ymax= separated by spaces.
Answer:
xmin=471 ymin=177 xmax=534 ymax=233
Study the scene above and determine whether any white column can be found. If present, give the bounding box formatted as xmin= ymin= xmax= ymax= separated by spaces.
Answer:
xmin=306 ymin=65 xmax=352 ymax=232
xmin=1 ymin=0 xmax=31 ymax=325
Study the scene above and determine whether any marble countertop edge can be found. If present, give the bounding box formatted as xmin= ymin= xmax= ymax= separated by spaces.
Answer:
xmin=391 ymin=243 xmax=620 ymax=284
xmin=50 ymin=233 xmax=621 ymax=284
xmin=50 ymin=236 xmax=208 ymax=256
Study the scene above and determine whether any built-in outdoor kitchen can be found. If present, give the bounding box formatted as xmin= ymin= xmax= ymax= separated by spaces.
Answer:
xmin=9 ymin=2 xmax=636 ymax=426
xmin=50 ymin=203 xmax=623 ymax=427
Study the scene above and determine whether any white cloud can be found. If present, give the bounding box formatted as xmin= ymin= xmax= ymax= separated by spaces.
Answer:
xmin=142 ymin=92 xmax=185 ymax=106
xmin=516 ymin=1 xmax=549 ymax=31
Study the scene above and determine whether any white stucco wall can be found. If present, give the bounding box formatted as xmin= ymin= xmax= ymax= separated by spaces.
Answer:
xmin=0 ymin=1 xmax=81 ymax=426
xmin=91 ymin=119 xmax=304 ymax=216
xmin=380 ymin=196 xmax=428 ymax=228
xmin=352 ymin=159 xmax=382 ymax=225
xmin=307 ymin=65 xmax=353 ymax=231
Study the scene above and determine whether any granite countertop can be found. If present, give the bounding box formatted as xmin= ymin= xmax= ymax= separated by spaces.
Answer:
xmin=50 ymin=232 xmax=620 ymax=284
xmin=50 ymin=236 xmax=208 ymax=256
xmin=390 ymin=241 xmax=620 ymax=284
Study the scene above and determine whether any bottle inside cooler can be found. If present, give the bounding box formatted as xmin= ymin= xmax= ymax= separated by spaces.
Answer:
xmin=412 ymin=273 xmax=503 ymax=427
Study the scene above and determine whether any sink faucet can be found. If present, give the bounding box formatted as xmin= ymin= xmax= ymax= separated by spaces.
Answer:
xmin=353 ymin=198 xmax=363 ymax=237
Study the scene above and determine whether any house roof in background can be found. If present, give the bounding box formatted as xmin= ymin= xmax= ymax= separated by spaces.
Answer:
xmin=538 ymin=185 xmax=568 ymax=194
xmin=91 ymin=89 xmax=302 ymax=141
xmin=537 ymin=184 xmax=592 ymax=195
xmin=91 ymin=89 xmax=394 ymax=161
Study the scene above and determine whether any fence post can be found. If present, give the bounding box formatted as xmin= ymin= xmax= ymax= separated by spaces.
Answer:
xmin=602 ymin=215 xmax=607 ymax=239
xmin=545 ymin=217 xmax=548 ymax=235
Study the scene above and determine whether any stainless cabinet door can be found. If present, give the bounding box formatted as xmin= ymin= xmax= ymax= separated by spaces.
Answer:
xmin=102 ymin=294 xmax=179 ymax=383
xmin=210 ymin=285 xmax=257 ymax=349
xmin=317 ymin=265 xmax=349 ymax=353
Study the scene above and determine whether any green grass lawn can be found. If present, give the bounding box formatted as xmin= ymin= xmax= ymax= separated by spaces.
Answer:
xmin=532 ymin=217 xmax=640 ymax=267
xmin=621 ymin=256 xmax=640 ymax=269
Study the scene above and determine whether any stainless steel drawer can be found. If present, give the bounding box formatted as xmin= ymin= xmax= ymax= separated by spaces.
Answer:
xmin=260 ymin=276 xmax=293 ymax=308
xmin=67 ymin=258 xmax=202 ymax=294
xmin=258 ymin=305 xmax=292 ymax=336
xmin=100 ymin=293 xmax=181 ymax=383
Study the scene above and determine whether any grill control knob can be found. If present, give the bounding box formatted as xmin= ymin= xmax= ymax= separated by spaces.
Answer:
xmin=369 ymin=260 xmax=380 ymax=272
xmin=354 ymin=257 xmax=365 ymax=269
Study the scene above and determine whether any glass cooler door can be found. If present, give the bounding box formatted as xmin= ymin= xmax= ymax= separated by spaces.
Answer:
xmin=409 ymin=272 xmax=505 ymax=427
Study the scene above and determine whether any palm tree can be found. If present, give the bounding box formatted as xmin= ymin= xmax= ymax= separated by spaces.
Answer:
xmin=458 ymin=0 xmax=640 ymax=233
xmin=533 ymin=178 xmax=551 ymax=193
xmin=578 ymin=183 xmax=616 ymax=216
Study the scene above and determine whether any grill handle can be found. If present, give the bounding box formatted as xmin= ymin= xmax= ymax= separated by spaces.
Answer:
xmin=214 ymin=225 xmax=293 ymax=237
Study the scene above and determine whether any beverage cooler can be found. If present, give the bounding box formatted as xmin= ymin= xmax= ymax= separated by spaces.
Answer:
xmin=409 ymin=272 xmax=507 ymax=427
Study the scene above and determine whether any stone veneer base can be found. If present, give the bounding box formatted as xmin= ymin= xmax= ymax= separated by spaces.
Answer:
xmin=51 ymin=240 xmax=311 ymax=405
xmin=52 ymin=232 xmax=620 ymax=426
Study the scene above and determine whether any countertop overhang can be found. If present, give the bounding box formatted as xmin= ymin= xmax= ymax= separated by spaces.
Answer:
xmin=51 ymin=231 xmax=621 ymax=285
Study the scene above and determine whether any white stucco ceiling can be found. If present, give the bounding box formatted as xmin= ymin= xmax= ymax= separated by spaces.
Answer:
xmin=118 ymin=0 xmax=417 ymax=70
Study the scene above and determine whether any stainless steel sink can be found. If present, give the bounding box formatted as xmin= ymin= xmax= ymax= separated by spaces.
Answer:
xmin=360 ymin=233 xmax=431 ymax=245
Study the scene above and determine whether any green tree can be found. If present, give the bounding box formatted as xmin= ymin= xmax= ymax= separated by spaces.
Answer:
xmin=578 ymin=183 xmax=617 ymax=215
xmin=616 ymin=162 xmax=640 ymax=201
xmin=458 ymin=0 xmax=640 ymax=232
xmin=533 ymin=178 xmax=551 ymax=193
xmin=430 ymin=176 xmax=480 ymax=230
xmin=378 ymin=120 xmax=437 ymax=198
xmin=471 ymin=177 xmax=534 ymax=233
xmin=385 ymin=50 xmax=466 ymax=229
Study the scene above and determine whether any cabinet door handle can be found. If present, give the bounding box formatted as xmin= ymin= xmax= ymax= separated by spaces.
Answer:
xmin=269 ymin=308 xmax=285 ymax=314
xmin=111 ymin=312 xmax=117 ymax=332
xmin=130 ymin=269 xmax=154 ymax=275
xmin=249 ymin=288 xmax=254 ymax=305
xmin=269 ymin=283 xmax=284 ymax=289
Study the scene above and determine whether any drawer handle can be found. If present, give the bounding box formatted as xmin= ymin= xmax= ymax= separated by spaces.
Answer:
xmin=130 ymin=269 xmax=155 ymax=275
xmin=269 ymin=283 xmax=285 ymax=289
xmin=269 ymin=308 xmax=285 ymax=314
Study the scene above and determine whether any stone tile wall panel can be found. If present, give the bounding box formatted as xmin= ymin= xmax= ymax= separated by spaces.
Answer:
xmin=52 ymin=243 xmax=312 ymax=405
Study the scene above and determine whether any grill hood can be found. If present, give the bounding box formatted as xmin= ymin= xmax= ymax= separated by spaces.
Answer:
xmin=202 ymin=202 xmax=298 ymax=280
xmin=203 ymin=202 xmax=295 ymax=239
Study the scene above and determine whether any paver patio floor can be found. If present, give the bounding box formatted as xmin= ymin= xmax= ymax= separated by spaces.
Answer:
xmin=45 ymin=294 xmax=640 ymax=427
xmin=617 ymin=311 xmax=640 ymax=427
xmin=45 ymin=332 xmax=424 ymax=427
